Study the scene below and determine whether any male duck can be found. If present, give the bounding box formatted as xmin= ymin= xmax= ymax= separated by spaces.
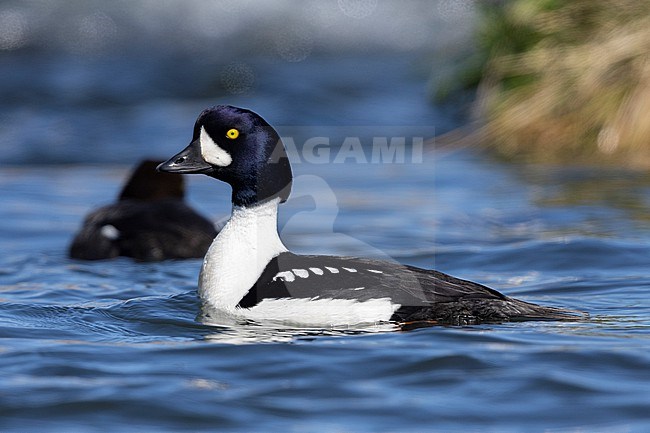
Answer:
xmin=158 ymin=105 xmax=582 ymax=326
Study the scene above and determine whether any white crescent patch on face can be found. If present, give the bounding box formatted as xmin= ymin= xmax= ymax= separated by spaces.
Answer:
xmin=200 ymin=126 xmax=232 ymax=167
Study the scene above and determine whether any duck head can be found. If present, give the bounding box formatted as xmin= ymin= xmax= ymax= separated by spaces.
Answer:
xmin=158 ymin=105 xmax=292 ymax=208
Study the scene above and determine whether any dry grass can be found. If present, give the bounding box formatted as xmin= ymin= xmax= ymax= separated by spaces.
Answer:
xmin=474 ymin=0 xmax=650 ymax=166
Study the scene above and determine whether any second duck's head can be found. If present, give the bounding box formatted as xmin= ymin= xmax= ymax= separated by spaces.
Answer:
xmin=158 ymin=105 xmax=292 ymax=208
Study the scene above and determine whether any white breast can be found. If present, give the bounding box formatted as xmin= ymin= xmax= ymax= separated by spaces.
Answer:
xmin=198 ymin=198 xmax=287 ymax=311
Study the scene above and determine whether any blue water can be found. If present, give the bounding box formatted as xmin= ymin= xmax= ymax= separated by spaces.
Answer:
xmin=2 ymin=2 xmax=650 ymax=431
xmin=3 ymin=149 xmax=650 ymax=432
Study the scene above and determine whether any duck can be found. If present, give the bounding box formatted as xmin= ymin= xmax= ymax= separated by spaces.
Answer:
xmin=157 ymin=105 xmax=583 ymax=326
xmin=69 ymin=159 xmax=217 ymax=261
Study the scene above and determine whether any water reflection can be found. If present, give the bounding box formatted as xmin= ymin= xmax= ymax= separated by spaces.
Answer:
xmin=519 ymin=165 xmax=650 ymax=229
xmin=200 ymin=315 xmax=400 ymax=345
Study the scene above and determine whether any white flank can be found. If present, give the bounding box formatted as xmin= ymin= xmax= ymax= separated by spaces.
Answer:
xmin=242 ymin=297 xmax=400 ymax=327
xmin=325 ymin=267 xmax=339 ymax=273
xmin=200 ymin=126 xmax=232 ymax=167
xmin=199 ymin=198 xmax=287 ymax=311
xmin=292 ymin=269 xmax=309 ymax=278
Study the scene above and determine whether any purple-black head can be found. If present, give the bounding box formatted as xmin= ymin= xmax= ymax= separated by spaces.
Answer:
xmin=158 ymin=105 xmax=292 ymax=207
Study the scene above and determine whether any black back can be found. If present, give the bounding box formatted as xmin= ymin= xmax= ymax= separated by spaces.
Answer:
xmin=237 ymin=252 xmax=581 ymax=324
xmin=238 ymin=252 xmax=504 ymax=307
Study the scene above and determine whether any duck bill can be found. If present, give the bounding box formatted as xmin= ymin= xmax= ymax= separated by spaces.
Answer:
xmin=157 ymin=140 xmax=213 ymax=174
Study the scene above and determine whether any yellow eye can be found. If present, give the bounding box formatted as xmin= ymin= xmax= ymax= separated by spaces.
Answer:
xmin=226 ymin=128 xmax=239 ymax=139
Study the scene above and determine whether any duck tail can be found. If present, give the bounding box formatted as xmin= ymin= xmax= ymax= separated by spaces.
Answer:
xmin=509 ymin=298 xmax=588 ymax=322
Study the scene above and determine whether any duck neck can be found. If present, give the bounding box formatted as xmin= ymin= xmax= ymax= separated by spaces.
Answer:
xmin=198 ymin=197 xmax=287 ymax=311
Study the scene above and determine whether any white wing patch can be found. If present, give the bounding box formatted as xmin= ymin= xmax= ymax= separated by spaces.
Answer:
xmin=292 ymin=269 xmax=309 ymax=278
xmin=272 ymin=271 xmax=295 ymax=282
xmin=241 ymin=297 xmax=400 ymax=326
xmin=200 ymin=126 xmax=232 ymax=167
xmin=272 ymin=266 xmax=386 ymax=284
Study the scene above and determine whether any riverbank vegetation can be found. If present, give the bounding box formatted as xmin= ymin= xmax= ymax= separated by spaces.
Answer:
xmin=459 ymin=0 xmax=650 ymax=166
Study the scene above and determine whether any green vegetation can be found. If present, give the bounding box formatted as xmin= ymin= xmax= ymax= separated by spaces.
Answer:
xmin=468 ymin=0 xmax=650 ymax=166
